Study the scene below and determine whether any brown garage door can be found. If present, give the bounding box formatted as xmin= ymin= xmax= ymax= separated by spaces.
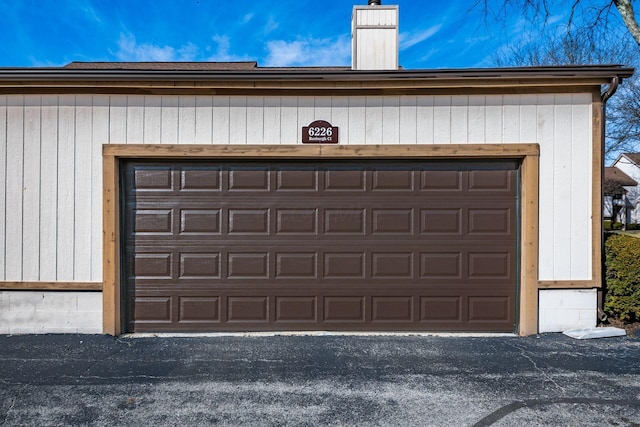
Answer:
xmin=123 ymin=160 xmax=518 ymax=332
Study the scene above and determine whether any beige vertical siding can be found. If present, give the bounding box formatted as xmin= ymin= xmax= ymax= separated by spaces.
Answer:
xmin=0 ymin=93 xmax=593 ymax=282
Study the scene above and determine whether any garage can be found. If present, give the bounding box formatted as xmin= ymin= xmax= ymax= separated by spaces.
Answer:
xmin=123 ymin=159 xmax=518 ymax=332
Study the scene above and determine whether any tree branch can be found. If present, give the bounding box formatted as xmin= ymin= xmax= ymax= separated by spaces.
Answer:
xmin=613 ymin=0 xmax=640 ymax=45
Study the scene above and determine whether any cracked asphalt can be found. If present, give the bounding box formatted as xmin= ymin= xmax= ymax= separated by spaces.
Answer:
xmin=0 ymin=333 xmax=639 ymax=426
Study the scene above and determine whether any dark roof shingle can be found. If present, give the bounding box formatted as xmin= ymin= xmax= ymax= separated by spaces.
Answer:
xmin=63 ymin=61 xmax=259 ymax=71
xmin=623 ymin=153 xmax=640 ymax=165
xmin=605 ymin=167 xmax=638 ymax=186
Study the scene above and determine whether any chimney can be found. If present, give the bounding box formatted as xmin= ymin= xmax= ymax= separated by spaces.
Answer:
xmin=352 ymin=1 xmax=399 ymax=70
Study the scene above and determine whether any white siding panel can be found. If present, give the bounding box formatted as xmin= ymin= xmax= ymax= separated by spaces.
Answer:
xmin=126 ymin=96 xmax=144 ymax=143
xmin=399 ymin=96 xmax=417 ymax=144
xmin=109 ymin=96 xmax=127 ymax=143
xmin=57 ymin=96 xmax=76 ymax=280
xmin=570 ymin=97 xmax=592 ymax=279
xmin=143 ymin=96 xmax=162 ymax=143
xmin=5 ymin=96 xmax=24 ymax=280
xmin=178 ymin=96 xmax=196 ymax=144
xmin=212 ymin=96 xmax=230 ymax=145
xmin=297 ymin=97 xmax=315 ymax=144
xmin=22 ymin=96 xmax=41 ymax=281
xmin=263 ymin=97 xmax=281 ymax=145
xmin=314 ymin=97 xmax=332 ymax=125
xmin=536 ymin=95 xmax=556 ymax=280
xmin=468 ymin=96 xmax=485 ymax=143
xmin=160 ymin=96 xmax=179 ymax=144
xmin=347 ymin=97 xmax=366 ymax=145
xmin=365 ymin=96 xmax=383 ymax=144
xmin=0 ymin=97 xmax=6 ymax=280
xmin=552 ymin=96 xmax=574 ymax=279
xmin=280 ymin=97 xmax=297 ymax=144
xmin=451 ymin=96 xmax=468 ymax=143
xmin=229 ymin=96 xmax=247 ymax=144
xmin=195 ymin=96 xmax=213 ymax=145
xmin=91 ymin=96 xmax=109 ymax=281
xmin=519 ymin=95 xmax=538 ymax=143
xmin=246 ymin=97 xmax=264 ymax=144
xmin=332 ymin=97 xmax=349 ymax=145
xmin=485 ymin=96 xmax=503 ymax=142
xmin=382 ymin=96 xmax=400 ymax=144
xmin=39 ymin=96 xmax=58 ymax=281
xmin=416 ymin=96 xmax=434 ymax=144
xmin=74 ymin=97 xmax=93 ymax=281
xmin=503 ymin=95 xmax=520 ymax=142
xmin=433 ymin=96 xmax=451 ymax=143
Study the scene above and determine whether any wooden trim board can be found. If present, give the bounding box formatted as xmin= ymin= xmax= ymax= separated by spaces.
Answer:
xmin=519 ymin=154 xmax=540 ymax=336
xmin=103 ymin=143 xmax=540 ymax=159
xmin=102 ymin=143 xmax=543 ymax=336
xmin=592 ymin=90 xmax=604 ymax=287
xmin=102 ymin=155 xmax=121 ymax=335
xmin=538 ymin=281 xmax=597 ymax=289
xmin=0 ymin=282 xmax=102 ymax=291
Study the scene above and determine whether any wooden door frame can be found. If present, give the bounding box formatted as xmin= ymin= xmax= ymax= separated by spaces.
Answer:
xmin=103 ymin=143 xmax=540 ymax=335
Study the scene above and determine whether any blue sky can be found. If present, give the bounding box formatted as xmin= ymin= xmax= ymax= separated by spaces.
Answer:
xmin=0 ymin=0 xmax=612 ymax=69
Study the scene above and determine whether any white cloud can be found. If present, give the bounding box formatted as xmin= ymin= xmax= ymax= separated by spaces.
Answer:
xmin=263 ymin=16 xmax=279 ymax=34
xmin=112 ymin=34 xmax=198 ymax=61
xmin=242 ymin=13 xmax=254 ymax=24
xmin=206 ymin=35 xmax=252 ymax=62
xmin=264 ymin=36 xmax=350 ymax=67
xmin=399 ymin=25 xmax=442 ymax=50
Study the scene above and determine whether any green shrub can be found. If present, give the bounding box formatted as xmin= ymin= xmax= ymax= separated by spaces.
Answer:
xmin=605 ymin=234 xmax=640 ymax=322
xmin=604 ymin=221 xmax=624 ymax=231
xmin=626 ymin=223 xmax=640 ymax=231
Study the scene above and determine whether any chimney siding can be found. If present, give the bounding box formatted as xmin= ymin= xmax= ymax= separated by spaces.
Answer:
xmin=352 ymin=5 xmax=399 ymax=70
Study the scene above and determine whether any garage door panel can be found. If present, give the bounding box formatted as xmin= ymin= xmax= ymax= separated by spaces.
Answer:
xmin=227 ymin=297 xmax=269 ymax=322
xmin=468 ymin=296 xmax=513 ymax=322
xmin=421 ymin=170 xmax=463 ymax=191
xmin=372 ymin=209 xmax=414 ymax=234
xmin=324 ymin=297 xmax=365 ymax=322
xmin=469 ymin=169 xmax=515 ymax=193
xmin=372 ymin=170 xmax=414 ymax=191
xmin=276 ymin=253 xmax=318 ymax=278
xmin=133 ymin=209 xmax=174 ymax=234
xmin=228 ymin=167 xmax=271 ymax=191
xmin=132 ymin=166 xmax=174 ymax=191
xmin=128 ymin=291 xmax=513 ymax=331
xmin=124 ymin=160 xmax=518 ymax=332
xmin=420 ymin=296 xmax=462 ymax=322
xmin=179 ymin=253 xmax=221 ymax=279
xmin=371 ymin=297 xmax=413 ymax=322
xmin=277 ymin=169 xmax=319 ymax=191
xmin=420 ymin=208 xmax=462 ymax=234
xmin=276 ymin=297 xmax=317 ymax=322
xmin=179 ymin=167 xmax=222 ymax=191
xmin=228 ymin=209 xmax=270 ymax=234
xmin=325 ymin=169 xmax=366 ymax=190
xmin=178 ymin=297 xmax=220 ymax=322
xmin=180 ymin=209 xmax=221 ymax=234
xmin=276 ymin=209 xmax=318 ymax=234
xmin=468 ymin=208 xmax=513 ymax=235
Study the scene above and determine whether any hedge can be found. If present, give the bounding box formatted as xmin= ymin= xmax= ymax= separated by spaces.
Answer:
xmin=605 ymin=234 xmax=640 ymax=322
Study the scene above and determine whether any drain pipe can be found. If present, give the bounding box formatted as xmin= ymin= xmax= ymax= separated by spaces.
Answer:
xmin=598 ymin=76 xmax=620 ymax=323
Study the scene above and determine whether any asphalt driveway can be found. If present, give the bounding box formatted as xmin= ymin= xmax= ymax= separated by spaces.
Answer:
xmin=0 ymin=333 xmax=639 ymax=426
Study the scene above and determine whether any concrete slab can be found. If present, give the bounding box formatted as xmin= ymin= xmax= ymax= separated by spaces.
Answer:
xmin=563 ymin=327 xmax=627 ymax=339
